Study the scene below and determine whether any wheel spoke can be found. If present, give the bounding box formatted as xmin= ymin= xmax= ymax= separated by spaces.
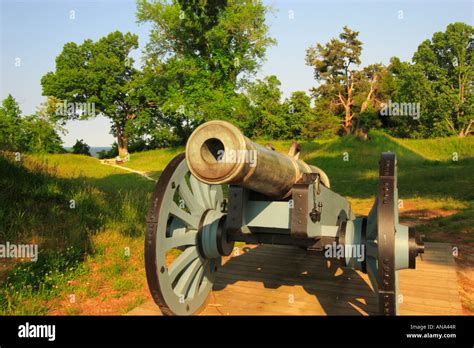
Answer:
xmin=199 ymin=260 xmax=212 ymax=292
xmin=168 ymin=246 xmax=199 ymax=283
xmin=190 ymin=175 xmax=212 ymax=209
xmin=209 ymin=185 xmax=223 ymax=210
xmin=179 ymin=179 xmax=204 ymax=214
xmin=187 ymin=262 xmax=206 ymax=300
xmin=164 ymin=230 xmax=198 ymax=250
xmin=174 ymin=257 xmax=202 ymax=298
xmin=169 ymin=202 xmax=200 ymax=229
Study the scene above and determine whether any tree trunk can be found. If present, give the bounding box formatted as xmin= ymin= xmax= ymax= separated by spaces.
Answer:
xmin=116 ymin=125 xmax=129 ymax=158
xmin=361 ymin=75 xmax=377 ymax=113
xmin=354 ymin=126 xmax=369 ymax=140
xmin=117 ymin=135 xmax=128 ymax=158
xmin=459 ymin=120 xmax=473 ymax=137
xmin=344 ymin=105 xmax=352 ymax=129
xmin=338 ymin=91 xmax=352 ymax=133
xmin=344 ymin=75 xmax=354 ymax=131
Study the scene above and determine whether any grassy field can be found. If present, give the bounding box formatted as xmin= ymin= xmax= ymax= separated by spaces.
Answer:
xmin=121 ymin=146 xmax=184 ymax=180
xmin=0 ymin=152 xmax=152 ymax=314
xmin=0 ymin=130 xmax=472 ymax=315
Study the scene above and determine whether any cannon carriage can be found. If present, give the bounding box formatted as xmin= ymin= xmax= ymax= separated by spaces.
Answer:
xmin=145 ymin=120 xmax=424 ymax=316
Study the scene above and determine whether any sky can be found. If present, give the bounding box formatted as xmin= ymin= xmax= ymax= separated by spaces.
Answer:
xmin=1 ymin=0 xmax=472 ymax=146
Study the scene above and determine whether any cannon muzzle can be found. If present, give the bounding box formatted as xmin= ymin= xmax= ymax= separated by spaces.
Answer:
xmin=185 ymin=120 xmax=329 ymax=198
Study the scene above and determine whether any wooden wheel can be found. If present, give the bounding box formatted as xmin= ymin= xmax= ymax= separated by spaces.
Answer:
xmin=145 ymin=153 xmax=227 ymax=315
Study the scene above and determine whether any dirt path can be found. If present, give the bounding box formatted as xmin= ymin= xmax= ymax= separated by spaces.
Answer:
xmin=100 ymin=160 xmax=157 ymax=182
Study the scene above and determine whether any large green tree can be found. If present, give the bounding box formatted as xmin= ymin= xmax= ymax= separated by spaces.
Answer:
xmin=136 ymin=0 xmax=275 ymax=144
xmin=380 ymin=57 xmax=434 ymax=138
xmin=412 ymin=22 xmax=473 ymax=137
xmin=41 ymin=31 xmax=144 ymax=157
xmin=384 ymin=23 xmax=473 ymax=138
xmin=306 ymin=27 xmax=387 ymax=135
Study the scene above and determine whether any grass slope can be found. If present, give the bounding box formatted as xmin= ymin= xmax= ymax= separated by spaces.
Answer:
xmin=0 ymin=153 xmax=151 ymax=314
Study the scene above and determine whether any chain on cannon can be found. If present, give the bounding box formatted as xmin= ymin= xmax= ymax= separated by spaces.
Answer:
xmin=144 ymin=120 xmax=424 ymax=316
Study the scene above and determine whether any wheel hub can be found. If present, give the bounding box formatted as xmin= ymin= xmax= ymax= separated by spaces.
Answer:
xmin=199 ymin=211 xmax=234 ymax=259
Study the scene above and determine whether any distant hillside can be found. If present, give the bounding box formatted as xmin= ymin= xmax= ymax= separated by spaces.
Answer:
xmin=63 ymin=147 xmax=112 ymax=158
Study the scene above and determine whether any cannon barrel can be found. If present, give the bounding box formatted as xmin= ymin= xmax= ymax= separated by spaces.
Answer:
xmin=185 ymin=120 xmax=330 ymax=198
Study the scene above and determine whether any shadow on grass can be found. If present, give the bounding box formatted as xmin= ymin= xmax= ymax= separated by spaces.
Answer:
xmin=0 ymin=155 xmax=104 ymax=251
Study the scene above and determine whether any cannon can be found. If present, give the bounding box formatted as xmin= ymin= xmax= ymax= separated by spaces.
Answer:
xmin=145 ymin=120 xmax=424 ymax=315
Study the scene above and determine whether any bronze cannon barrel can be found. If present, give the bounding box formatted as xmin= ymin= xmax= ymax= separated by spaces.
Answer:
xmin=185 ymin=120 xmax=330 ymax=198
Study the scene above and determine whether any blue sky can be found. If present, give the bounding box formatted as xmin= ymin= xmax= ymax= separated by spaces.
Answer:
xmin=1 ymin=0 xmax=472 ymax=146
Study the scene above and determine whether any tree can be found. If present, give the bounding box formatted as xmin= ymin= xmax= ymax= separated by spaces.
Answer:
xmin=306 ymin=26 xmax=361 ymax=132
xmin=384 ymin=23 xmax=473 ymax=138
xmin=41 ymin=31 xmax=144 ymax=157
xmin=306 ymin=27 xmax=386 ymax=135
xmin=245 ymin=75 xmax=287 ymax=138
xmin=282 ymin=91 xmax=313 ymax=139
xmin=0 ymin=95 xmax=23 ymax=151
xmin=21 ymin=114 xmax=64 ymax=154
xmin=301 ymin=97 xmax=340 ymax=140
xmin=381 ymin=57 xmax=434 ymax=138
xmin=97 ymin=143 xmax=119 ymax=159
xmin=412 ymin=22 xmax=473 ymax=137
xmin=0 ymin=95 xmax=65 ymax=153
xmin=136 ymin=0 xmax=275 ymax=144
xmin=71 ymin=139 xmax=91 ymax=156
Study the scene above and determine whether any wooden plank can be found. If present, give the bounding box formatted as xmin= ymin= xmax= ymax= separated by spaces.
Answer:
xmin=214 ymin=273 xmax=376 ymax=297
xmin=210 ymin=284 xmax=378 ymax=315
xmin=213 ymin=282 xmax=378 ymax=308
xmin=128 ymin=242 xmax=463 ymax=316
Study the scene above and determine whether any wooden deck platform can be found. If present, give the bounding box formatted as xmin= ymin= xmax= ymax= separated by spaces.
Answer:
xmin=128 ymin=242 xmax=463 ymax=316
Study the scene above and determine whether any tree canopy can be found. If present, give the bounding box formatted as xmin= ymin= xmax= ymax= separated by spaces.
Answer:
xmin=135 ymin=0 xmax=275 ymax=145
xmin=2 ymin=6 xmax=470 ymax=158
xmin=412 ymin=22 xmax=473 ymax=137
xmin=0 ymin=95 xmax=64 ymax=154
xmin=41 ymin=31 xmax=143 ymax=156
